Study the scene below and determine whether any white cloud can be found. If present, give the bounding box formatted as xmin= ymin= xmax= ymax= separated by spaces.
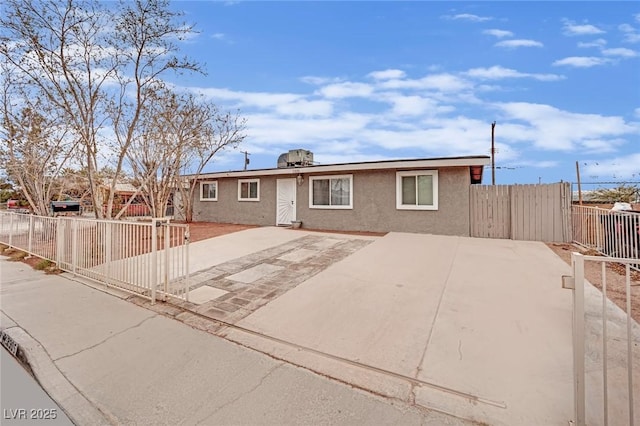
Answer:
xmin=300 ymin=76 xmax=342 ymax=85
xmin=367 ymin=69 xmax=407 ymax=80
xmin=380 ymin=94 xmax=453 ymax=117
xmin=552 ymin=56 xmax=611 ymax=67
xmin=509 ymin=160 xmax=560 ymax=169
xmin=563 ymin=21 xmax=605 ymax=36
xmin=211 ymin=33 xmax=226 ymax=40
xmin=619 ymin=23 xmax=640 ymax=43
xmin=244 ymin=112 xmax=374 ymax=146
xmin=377 ymin=73 xmax=471 ymax=92
xmin=465 ymin=66 xmax=564 ymax=81
xmin=196 ymin=87 xmax=303 ymax=108
xmin=635 ymin=107 xmax=640 ymax=118
xmin=577 ymin=38 xmax=607 ymax=48
xmin=275 ymin=100 xmax=334 ymax=117
xmin=318 ymin=82 xmax=374 ymax=98
xmin=580 ymin=138 xmax=625 ymax=153
xmin=497 ymin=102 xmax=638 ymax=152
xmin=443 ymin=13 xmax=492 ymax=22
xmin=494 ymin=39 xmax=543 ymax=49
xmin=360 ymin=116 xmax=514 ymax=159
xmin=582 ymin=153 xmax=640 ymax=179
xmin=602 ymin=47 xmax=638 ymax=57
xmin=483 ymin=29 xmax=514 ymax=38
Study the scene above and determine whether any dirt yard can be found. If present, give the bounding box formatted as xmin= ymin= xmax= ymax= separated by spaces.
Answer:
xmin=547 ymin=242 xmax=640 ymax=322
xmin=178 ymin=222 xmax=257 ymax=243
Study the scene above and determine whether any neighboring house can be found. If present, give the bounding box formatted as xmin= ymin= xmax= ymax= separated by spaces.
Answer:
xmin=188 ymin=155 xmax=490 ymax=236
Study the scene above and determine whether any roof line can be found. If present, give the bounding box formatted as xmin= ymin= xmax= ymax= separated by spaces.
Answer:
xmin=186 ymin=155 xmax=490 ymax=179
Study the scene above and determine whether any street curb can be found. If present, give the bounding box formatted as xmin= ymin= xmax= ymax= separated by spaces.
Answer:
xmin=1 ymin=325 xmax=114 ymax=426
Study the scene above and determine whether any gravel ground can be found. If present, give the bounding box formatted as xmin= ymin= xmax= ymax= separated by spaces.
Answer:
xmin=547 ymin=242 xmax=640 ymax=322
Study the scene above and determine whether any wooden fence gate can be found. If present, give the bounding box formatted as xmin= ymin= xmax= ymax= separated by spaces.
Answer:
xmin=470 ymin=182 xmax=571 ymax=242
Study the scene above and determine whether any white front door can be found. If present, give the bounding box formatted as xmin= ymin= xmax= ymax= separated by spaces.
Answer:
xmin=276 ymin=178 xmax=296 ymax=225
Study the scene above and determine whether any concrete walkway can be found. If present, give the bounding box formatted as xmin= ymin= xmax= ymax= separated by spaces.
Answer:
xmin=0 ymin=256 xmax=462 ymax=425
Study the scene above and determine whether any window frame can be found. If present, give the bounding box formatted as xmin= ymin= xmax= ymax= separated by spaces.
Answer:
xmin=396 ymin=170 xmax=438 ymax=210
xmin=199 ymin=181 xmax=218 ymax=201
xmin=238 ymin=178 xmax=260 ymax=202
xmin=309 ymin=174 xmax=353 ymax=210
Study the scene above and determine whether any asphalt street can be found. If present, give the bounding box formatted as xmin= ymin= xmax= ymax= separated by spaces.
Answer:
xmin=1 ymin=346 xmax=73 ymax=426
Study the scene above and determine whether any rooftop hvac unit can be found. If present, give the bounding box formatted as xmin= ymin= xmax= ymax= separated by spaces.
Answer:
xmin=277 ymin=149 xmax=313 ymax=168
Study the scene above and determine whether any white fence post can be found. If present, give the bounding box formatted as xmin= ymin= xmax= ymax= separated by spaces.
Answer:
xmin=164 ymin=223 xmax=169 ymax=299
xmin=27 ymin=214 xmax=34 ymax=255
xmin=71 ymin=219 xmax=78 ymax=276
xmin=572 ymin=252 xmax=586 ymax=426
xmin=184 ymin=228 xmax=190 ymax=302
xmin=8 ymin=213 xmax=13 ymax=247
xmin=55 ymin=217 xmax=62 ymax=267
xmin=151 ymin=219 xmax=157 ymax=304
xmin=105 ymin=221 xmax=112 ymax=288
xmin=625 ymin=264 xmax=635 ymax=426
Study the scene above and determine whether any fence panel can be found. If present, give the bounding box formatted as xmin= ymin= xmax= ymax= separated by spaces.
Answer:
xmin=0 ymin=212 xmax=190 ymax=303
xmin=470 ymin=182 xmax=571 ymax=242
xmin=572 ymin=205 xmax=640 ymax=268
xmin=470 ymin=185 xmax=511 ymax=239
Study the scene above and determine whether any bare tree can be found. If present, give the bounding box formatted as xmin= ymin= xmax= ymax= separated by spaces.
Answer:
xmin=0 ymin=67 xmax=79 ymax=215
xmin=0 ymin=0 xmax=200 ymax=218
xmin=129 ymin=88 xmax=246 ymax=221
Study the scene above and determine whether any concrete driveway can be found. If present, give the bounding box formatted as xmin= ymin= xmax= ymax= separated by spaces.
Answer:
xmin=190 ymin=229 xmax=576 ymax=425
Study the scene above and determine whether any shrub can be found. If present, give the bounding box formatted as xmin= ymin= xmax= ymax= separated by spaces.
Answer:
xmin=8 ymin=250 xmax=27 ymax=261
xmin=34 ymin=259 xmax=53 ymax=270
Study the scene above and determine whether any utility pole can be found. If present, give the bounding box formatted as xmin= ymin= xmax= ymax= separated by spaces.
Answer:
xmin=575 ymin=161 xmax=583 ymax=205
xmin=241 ymin=151 xmax=250 ymax=171
xmin=491 ymin=121 xmax=496 ymax=185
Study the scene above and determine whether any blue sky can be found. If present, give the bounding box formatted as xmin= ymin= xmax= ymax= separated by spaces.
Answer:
xmin=164 ymin=1 xmax=640 ymax=185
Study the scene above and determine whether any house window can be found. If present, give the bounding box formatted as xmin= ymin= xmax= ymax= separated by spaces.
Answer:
xmin=309 ymin=175 xmax=353 ymax=209
xmin=238 ymin=179 xmax=260 ymax=201
xmin=200 ymin=181 xmax=218 ymax=201
xmin=396 ymin=171 xmax=438 ymax=210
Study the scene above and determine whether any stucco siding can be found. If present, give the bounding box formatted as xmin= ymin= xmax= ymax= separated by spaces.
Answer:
xmin=193 ymin=176 xmax=277 ymax=226
xmin=296 ymin=167 xmax=471 ymax=235
xmin=192 ymin=167 xmax=472 ymax=235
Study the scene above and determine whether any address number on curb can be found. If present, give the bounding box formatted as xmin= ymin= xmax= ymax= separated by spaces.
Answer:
xmin=0 ymin=330 xmax=19 ymax=356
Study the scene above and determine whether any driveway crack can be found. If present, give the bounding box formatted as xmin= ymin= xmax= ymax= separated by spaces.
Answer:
xmin=54 ymin=314 xmax=158 ymax=362
xmin=413 ymin=238 xmax=460 ymax=379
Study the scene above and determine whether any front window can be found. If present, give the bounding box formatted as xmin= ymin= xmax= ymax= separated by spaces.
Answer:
xmin=396 ymin=171 xmax=438 ymax=210
xmin=200 ymin=181 xmax=217 ymax=201
xmin=309 ymin=175 xmax=353 ymax=209
xmin=238 ymin=179 xmax=260 ymax=201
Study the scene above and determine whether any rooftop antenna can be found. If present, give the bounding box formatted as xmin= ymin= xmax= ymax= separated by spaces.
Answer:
xmin=241 ymin=151 xmax=250 ymax=171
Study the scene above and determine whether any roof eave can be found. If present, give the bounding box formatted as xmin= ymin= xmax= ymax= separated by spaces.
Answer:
xmin=193 ymin=156 xmax=491 ymax=180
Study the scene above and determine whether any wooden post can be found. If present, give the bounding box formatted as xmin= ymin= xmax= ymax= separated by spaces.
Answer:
xmin=575 ymin=161 xmax=583 ymax=205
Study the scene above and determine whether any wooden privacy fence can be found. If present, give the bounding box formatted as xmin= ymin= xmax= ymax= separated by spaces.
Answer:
xmin=470 ymin=183 xmax=571 ymax=242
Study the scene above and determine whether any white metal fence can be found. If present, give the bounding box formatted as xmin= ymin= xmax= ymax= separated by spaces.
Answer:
xmin=572 ymin=205 xmax=640 ymax=267
xmin=0 ymin=211 xmax=190 ymax=303
xmin=563 ymin=253 xmax=639 ymax=426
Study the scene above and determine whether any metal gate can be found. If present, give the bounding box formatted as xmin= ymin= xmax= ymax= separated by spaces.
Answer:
xmin=562 ymin=253 xmax=639 ymax=425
